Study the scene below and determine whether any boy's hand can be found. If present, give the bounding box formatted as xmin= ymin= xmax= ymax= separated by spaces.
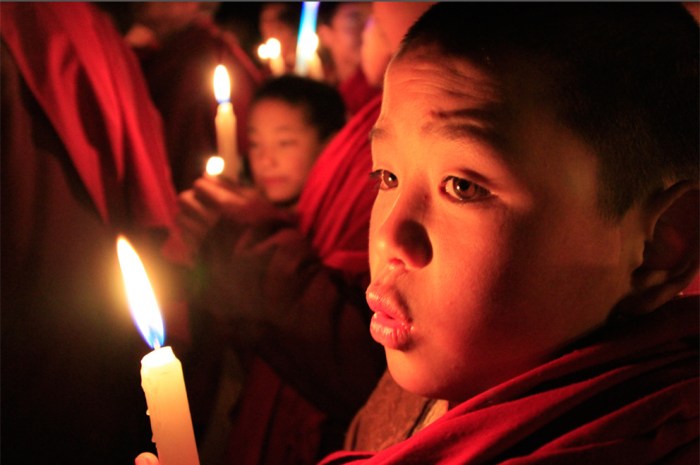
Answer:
xmin=190 ymin=176 xmax=283 ymax=225
xmin=134 ymin=452 xmax=159 ymax=465
xmin=176 ymin=184 xmax=222 ymax=254
xmin=175 ymin=175 xmax=294 ymax=255
xmin=175 ymin=175 xmax=243 ymax=253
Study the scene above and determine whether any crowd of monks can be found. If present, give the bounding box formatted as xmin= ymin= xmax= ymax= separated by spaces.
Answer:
xmin=1 ymin=3 xmax=698 ymax=465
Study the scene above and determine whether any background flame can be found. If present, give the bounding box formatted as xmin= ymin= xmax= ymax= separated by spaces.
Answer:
xmin=205 ymin=155 xmax=225 ymax=176
xmin=213 ymin=64 xmax=231 ymax=104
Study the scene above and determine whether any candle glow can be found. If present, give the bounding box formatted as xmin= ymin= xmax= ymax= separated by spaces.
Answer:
xmin=116 ymin=236 xmax=200 ymax=465
xmin=205 ymin=155 xmax=225 ymax=176
xmin=213 ymin=64 xmax=231 ymax=105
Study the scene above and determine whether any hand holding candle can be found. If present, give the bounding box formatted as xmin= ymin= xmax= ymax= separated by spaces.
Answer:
xmin=213 ymin=65 xmax=240 ymax=180
xmin=116 ymin=236 xmax=200 ymax=465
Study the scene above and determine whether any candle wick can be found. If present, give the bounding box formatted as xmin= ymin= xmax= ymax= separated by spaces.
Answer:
xmin=154 ymin=340 xmax=161 ymax=350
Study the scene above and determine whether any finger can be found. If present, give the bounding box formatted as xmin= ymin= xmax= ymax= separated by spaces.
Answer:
xmin=194 ymin=177 xmax=249 ymax=209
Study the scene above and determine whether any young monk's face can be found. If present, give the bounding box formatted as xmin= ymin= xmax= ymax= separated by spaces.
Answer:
xmin=248 ymin=98 xmax=325 ymax=204
xmin=367 ymin=46 xmax=646 ymax=403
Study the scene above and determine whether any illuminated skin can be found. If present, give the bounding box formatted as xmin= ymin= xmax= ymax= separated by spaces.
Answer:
xmin=248 ymin=98 xmax=326 ymax=204
xmin=367 ymin=46 xmax=648 ymax=405
xmin=360 ymin=14 xmax=392 ymax=88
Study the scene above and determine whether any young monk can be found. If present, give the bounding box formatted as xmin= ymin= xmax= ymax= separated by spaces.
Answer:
xmin=317 ymin=2 xmax=378 ymax=117
xmin=246 ymin=75 xmax=346 ymax=207
xmin=176 ymin=75 xmax=346 ymax=248
xmin=321 ymin=3 xmax=699 ymax=463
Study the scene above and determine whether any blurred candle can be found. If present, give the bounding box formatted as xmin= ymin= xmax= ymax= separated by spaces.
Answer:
xmin=258 ymin=38 xmax=285 ymax=77
xmin=295 ymin=2 xmax=324 ymax=80
xmin=116 ymin=236 xmax=200 ymax=465
xmin=213 ymin=65 xmax=240 ymax=179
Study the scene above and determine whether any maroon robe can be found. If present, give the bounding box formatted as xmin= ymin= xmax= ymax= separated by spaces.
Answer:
xmin=337 ymin=67 xmax=382 ymax=118
xmin=1 ymin=3 xmax=183 ymax=464
xmin=321 ymin=296 xmax=699 ymax=465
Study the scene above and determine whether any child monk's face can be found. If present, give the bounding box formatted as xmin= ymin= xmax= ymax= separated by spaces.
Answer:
xmin=367 ymin=46 xmax=647 ymax=403
xmin=248 ymin=98 xmax=325 ymax=204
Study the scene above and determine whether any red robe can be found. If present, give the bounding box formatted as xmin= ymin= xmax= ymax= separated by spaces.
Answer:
xmin=216 ymin=94 xmax=386 ymax=464
xmin=1 ymin=2 xmax=177 ymax=229
xmin=1 ymin=3 xmax=183 ymax=464
xmin=337 ymin=67 xmax=382 ymax=118
xmin=321 ymin=296 xmax=699 ymax=465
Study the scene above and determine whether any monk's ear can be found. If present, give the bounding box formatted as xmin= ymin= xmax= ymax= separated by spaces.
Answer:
xmin=625 ymin=181 xmax=699 ymax=314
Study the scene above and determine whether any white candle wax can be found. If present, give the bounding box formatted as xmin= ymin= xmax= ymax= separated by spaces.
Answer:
xmin=213 ymin=65 xmax=240 ymax=180
xmin=141 ymin=346 xmax=200 ymax=465
xmin=215 ymin=101 xmax=239 ymax=179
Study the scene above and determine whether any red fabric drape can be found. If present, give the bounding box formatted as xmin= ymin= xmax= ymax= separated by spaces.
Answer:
xmin=321 ymin=296 xmax=699 ymax=465
xmin=0 ymin=2 xmax=177 ymax=230
xmin=338 ymin=68 xmax=382 ymax=118
xmin=297 ymin=93 xmax=382 ymax=278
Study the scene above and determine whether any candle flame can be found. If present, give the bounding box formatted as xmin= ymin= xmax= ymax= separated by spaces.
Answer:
xmin=298 ymin=32 xmax=319 ymax=60
xmin=116 ymin=235 xmax=164 ymax=349
xmin=213 ymin=64 xmax=231 ymax=104
xmin=266 ymin=38 xmax=281 ymax=59
xmin=295 ymin=1 xmax=320 ymax=75
xmin=258 ymin=38 xmax=282 ymax=60
xmin=257 ymin=43 xmax=269 ymax=60
xmin=205 ymin=156 xmax=225 ymax=176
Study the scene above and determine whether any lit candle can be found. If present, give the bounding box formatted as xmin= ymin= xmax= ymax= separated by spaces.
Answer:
xmin=258 ymin=38 xmax=285 ymax=77
xmin=116 ymin=236 xmax=200 ymax=465
xmin=294 ymin=2 xmax=324 ymax=80
xmin=213 ymin=65 xmax=240 ymax=180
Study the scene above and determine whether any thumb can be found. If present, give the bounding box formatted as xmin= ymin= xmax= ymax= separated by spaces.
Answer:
xmin=135 ymin=452 xmax=159 ymax=465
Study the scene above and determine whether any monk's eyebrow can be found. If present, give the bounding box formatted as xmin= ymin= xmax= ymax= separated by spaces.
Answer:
xmin=428 ymin=107 xmax=505 ymax=147
xmin=369 ymin=107 xmax=505 ymax=146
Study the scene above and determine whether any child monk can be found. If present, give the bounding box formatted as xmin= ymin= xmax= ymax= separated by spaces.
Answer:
xmin=138 ymin=3 xmax=698 ymax=464
xmin=322 ymin=3 xmax=699 ymax=463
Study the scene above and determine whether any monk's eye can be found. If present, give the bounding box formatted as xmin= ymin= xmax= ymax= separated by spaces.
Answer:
xmin=370 ymin=169 xmax=398 ymax=190
xmin=442 ymin=176 xmax=491 ymax=202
